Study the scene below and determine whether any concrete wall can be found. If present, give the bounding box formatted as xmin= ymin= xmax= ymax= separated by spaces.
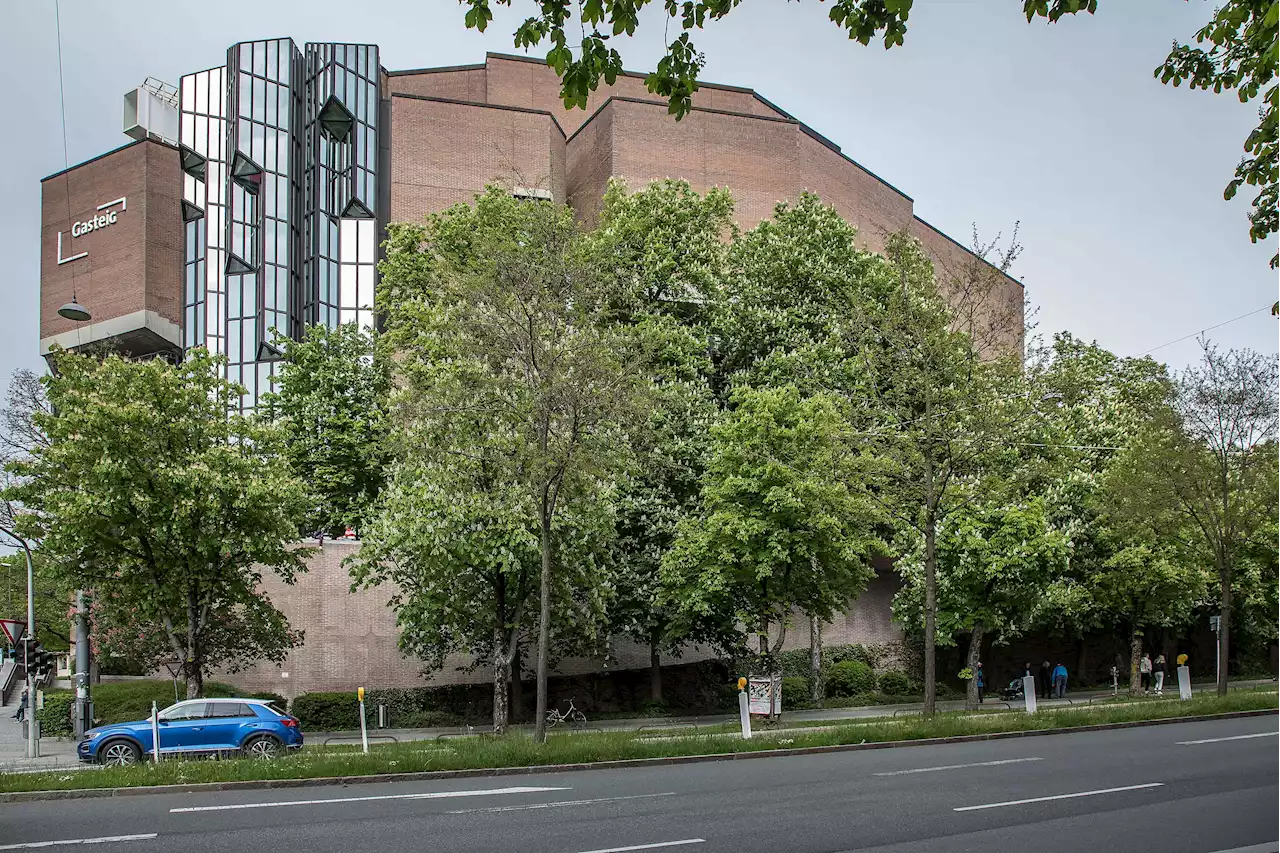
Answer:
xmin=220 ymin=541 xmax=906 ymax=696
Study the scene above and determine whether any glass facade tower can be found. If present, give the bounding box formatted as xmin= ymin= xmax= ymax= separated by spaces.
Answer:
xmin=179 ymin=39 xmax=382 ymax=409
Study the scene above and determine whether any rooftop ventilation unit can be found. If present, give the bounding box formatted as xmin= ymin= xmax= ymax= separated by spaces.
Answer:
xmin=123 ymin=78 xmax=179 ymax=146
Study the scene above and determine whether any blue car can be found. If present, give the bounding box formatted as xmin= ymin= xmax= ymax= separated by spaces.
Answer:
xmin=78 ymin=698 xmax=303 ymax=765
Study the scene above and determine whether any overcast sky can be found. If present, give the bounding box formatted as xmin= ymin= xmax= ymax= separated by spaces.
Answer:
xmin=1 ymin=0 xmax=1274 ymax=385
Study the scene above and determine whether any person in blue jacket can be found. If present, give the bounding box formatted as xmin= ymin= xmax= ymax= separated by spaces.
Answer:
xmin=976 ymin=662 xmax=985 ymax=703
xmin=1052 ymin=662 xmax=1068 ymax=698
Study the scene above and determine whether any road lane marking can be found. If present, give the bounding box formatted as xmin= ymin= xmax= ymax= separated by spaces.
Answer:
xmin=953 ymin=782 xmax=1163 ymax=811
xmin=1177 ymin=731 xmax=1278 ymax=745
xmin=874 ymin=757 xmax=1042 ymax=776
xmin=575 ymin=841 xmax=705 ymax=853
xmin=448 ymin=792 xmax=677 ymax=814
xmin=0 ymin=835 xmax=158 ymax=850
xmin=169 ymin=785 xmax=568 ymax=812
xmin=1205 ymin=844 xmax=1279 ymax=853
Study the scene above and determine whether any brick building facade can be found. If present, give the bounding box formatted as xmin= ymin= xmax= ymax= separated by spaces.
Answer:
xmin=39 ymin=42 xmax=1022 ymax=695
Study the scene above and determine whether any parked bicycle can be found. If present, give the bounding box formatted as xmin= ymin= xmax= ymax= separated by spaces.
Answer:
xmin=545 ymin=699 xmax=587 ymax=730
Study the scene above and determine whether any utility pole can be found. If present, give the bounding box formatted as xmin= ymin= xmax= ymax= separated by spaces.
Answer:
xmin=74 ymin=591 xmax=91 ymax=738
xmin=22 ymin=542 xmax=38 ymax=759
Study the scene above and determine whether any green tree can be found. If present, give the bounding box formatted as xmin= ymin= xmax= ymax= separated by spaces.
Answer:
xmin=894 ymin=496 xmax=1068 ymax=709
xmin=1106 ymin=341 xmax=1278 ymax=695
xmin=858 ymin=233 xmax=1028 ymax=714
xmin=590 ymin=179 xmax=734 ymax=700
xmin=1087 ymin=543 xmax=1208 ymax=695
xmin=662 ymin=386 xmax=883 ymax=705
xmin=3 ymin=349 xmax=309 ymax=698
xmin=263 ymin=323 xmax=390 ymax=538
xmin=377 ymin=188 xmax=650 ymax=741
xmin=1021 ymin=334 xmax=1174 ymax=666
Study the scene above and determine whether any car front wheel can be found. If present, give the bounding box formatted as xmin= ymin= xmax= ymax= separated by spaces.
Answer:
xmin=242 ymin=734 xmax=282 ymax=760
xmin=98 ymin=739 xmax=141 ymax=766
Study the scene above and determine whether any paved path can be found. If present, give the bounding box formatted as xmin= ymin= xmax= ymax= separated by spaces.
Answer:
xmin=1 ymin=715 xmax=1276 ymax=852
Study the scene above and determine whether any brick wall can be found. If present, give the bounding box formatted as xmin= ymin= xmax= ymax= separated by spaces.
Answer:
xmin=389 ymin=95 xmax=566 ymax=224
xmin=387 ymin=66 xmax=487 ymax=102
xmin=40 ymin=139 xmax=182 ymax=346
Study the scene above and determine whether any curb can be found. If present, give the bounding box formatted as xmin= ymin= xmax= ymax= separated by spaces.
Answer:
xmin=1 ymin=708 xmax=1274 ymax=803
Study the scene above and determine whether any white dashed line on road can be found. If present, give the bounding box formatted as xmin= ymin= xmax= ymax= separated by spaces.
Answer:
xmin=953 ymin=782 xmax=1164 ymax=811
xmin=574 ymin=841 xmax=705 ymax=853
xmin=1177 ymin=731 xmax=1277 ymax=745
xmin=169 ymin=785 xmax=569 ymax=812
xmin=874 ymin=757 xmax=1043 ymax=776
xmin=0 ymin=834 xmax=159 ymax=850
xmin=448 ymin=792 xmax=677 ymax=814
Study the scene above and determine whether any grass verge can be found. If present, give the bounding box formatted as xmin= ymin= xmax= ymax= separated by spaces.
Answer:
xmin=2 ymin=689 xmax=1273 ymax=794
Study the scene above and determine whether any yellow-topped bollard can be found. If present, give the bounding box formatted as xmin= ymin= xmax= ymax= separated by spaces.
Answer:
xmin=737 ymin=677 xmax=747 ymax=691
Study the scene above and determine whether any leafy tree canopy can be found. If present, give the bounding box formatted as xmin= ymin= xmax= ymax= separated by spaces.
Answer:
xmin=3 ymin=349 xmax=308 ymax=697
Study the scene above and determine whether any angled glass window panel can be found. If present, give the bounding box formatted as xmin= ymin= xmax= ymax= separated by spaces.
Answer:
xmin=257 ymin=339 xmax=283 ymax=361
xmin=230 ymin=152 xmax=264 ymax=193
xmin=339 ymin=263 xmax=356 ymax=306
xmin=339 ymin=218 xmax=357 ymax=261
xmin=226 ymin=252 xmax=256 ymax=275
xmin=195 ymin=72 xmax=209 ymax=114
xmin=341 ymin=196 xmax=374 ymax=220
xmin=181 ymin=200 xmax=205 ymax=222
xmin=181 ymin=76 xmax=195 ymax=111
xmin=267 ymin=40 xmax=279 ymax=79
xmin=318 ymin=95 xmax=354 ymax=142
xmin=180 ymin=147 xmax=207 ymax=181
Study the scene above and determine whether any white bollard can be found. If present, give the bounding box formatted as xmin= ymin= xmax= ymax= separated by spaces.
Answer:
xmin=738 ymin=690 xmax=752 ymax=740
xmin=151 ymin=701 xmax=161 ymax=763
xmin=1022 ymin=676 xmax=1038 ymax=713
xmin=1177 ymin=666 xmax=1192 ymax=700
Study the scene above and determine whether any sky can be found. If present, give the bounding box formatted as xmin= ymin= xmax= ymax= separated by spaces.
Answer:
xmin=0 ymin=0 xmax=1275 ymax=385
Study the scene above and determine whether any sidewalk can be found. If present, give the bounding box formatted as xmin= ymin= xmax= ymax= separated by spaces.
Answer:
xmin=0 ymin=707 xmax=80 ymax=773
xmin=305 ymin=679 xmax=1274 ymax=744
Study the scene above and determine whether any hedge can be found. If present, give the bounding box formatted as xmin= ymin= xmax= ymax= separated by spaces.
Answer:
xmin=290 ymin=684 xmax=494 ymax=731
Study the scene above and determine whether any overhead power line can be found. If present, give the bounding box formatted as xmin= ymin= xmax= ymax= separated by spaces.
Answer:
xmin=1131 ymin=304 xmax=1273 ymax=358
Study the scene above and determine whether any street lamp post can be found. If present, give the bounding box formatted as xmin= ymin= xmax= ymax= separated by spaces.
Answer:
xmin=57 ymin=298 xmax=94 ymax=740
xmin=22 ymin=541 xmax=37 ymax=758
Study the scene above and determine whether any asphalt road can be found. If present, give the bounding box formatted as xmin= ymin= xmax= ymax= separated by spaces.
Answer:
xmin=1 ymin=715 xmax=1276 ymax=853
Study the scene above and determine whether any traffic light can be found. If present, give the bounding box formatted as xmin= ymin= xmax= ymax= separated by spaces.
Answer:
xmin=20 ymin=638 xmax=54 ymax=677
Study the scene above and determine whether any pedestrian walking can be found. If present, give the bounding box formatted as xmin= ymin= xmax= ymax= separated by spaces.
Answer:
xmin=1153 ymin=655 xmax=1167 ymax=695
xmin=1052 ymin=662 xmax=1068 ymax=699
xmin=976 ymin=662 xmax=985 ymax=703
xmin=1038 ymin=661 xmax=1052 ymax=699
xmin=1140 ymin=653 xmax=1152 ymax=693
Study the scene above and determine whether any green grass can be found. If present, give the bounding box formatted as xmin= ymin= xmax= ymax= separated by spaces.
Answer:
xmin=2 ymin=688 xmax=1273 ymax=794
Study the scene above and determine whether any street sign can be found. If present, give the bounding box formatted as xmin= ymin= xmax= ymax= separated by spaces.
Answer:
xmin=1209 ymin=614 xmax=1220 ymax=632
xmin=0 ymin=619 xmax=25 ymax=644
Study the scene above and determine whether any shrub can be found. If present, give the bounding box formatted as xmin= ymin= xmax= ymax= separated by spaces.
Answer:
xmin=291 ymin=692 xmax=359 ymax=731
xmin=35 ymin=691 xmax=74 ymax=738
xmin=780 ymin=676 xmax=812 ymax=709
xmin=877 ymin=670 xmax=912 ymax=697
xmin=826 ymin=660 xmax=876 ymax=697
xmin=775 ymin=649 xmax=812 ymax=680
xmin=824 ymin=644 xmax=880 ymax=670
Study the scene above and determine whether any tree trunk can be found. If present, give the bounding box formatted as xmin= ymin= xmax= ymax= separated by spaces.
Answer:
xmin=1218 ymin=569 xmax=1232 ymax=696
xmin=510 ymin=645 xmax=523 ymax=723
xmin=648 ymin=643 xmax=663 ymax=704
xmin=809 ymin=615 xmax=823 ymax=705
xmin=922 ymin=508 xmax=938 ymax=715
xmin=1129 ymin=629 xmax=1143 ymax=696
xmin=534 ymin=507 xmax=553 ymax=743
xmin=185 ymin=593 xmax=202 ymax=700
xmin=492 ymin=626 xmax=510 ymax=735
xmin=965 ymin=623 xmax=984 ymax=710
